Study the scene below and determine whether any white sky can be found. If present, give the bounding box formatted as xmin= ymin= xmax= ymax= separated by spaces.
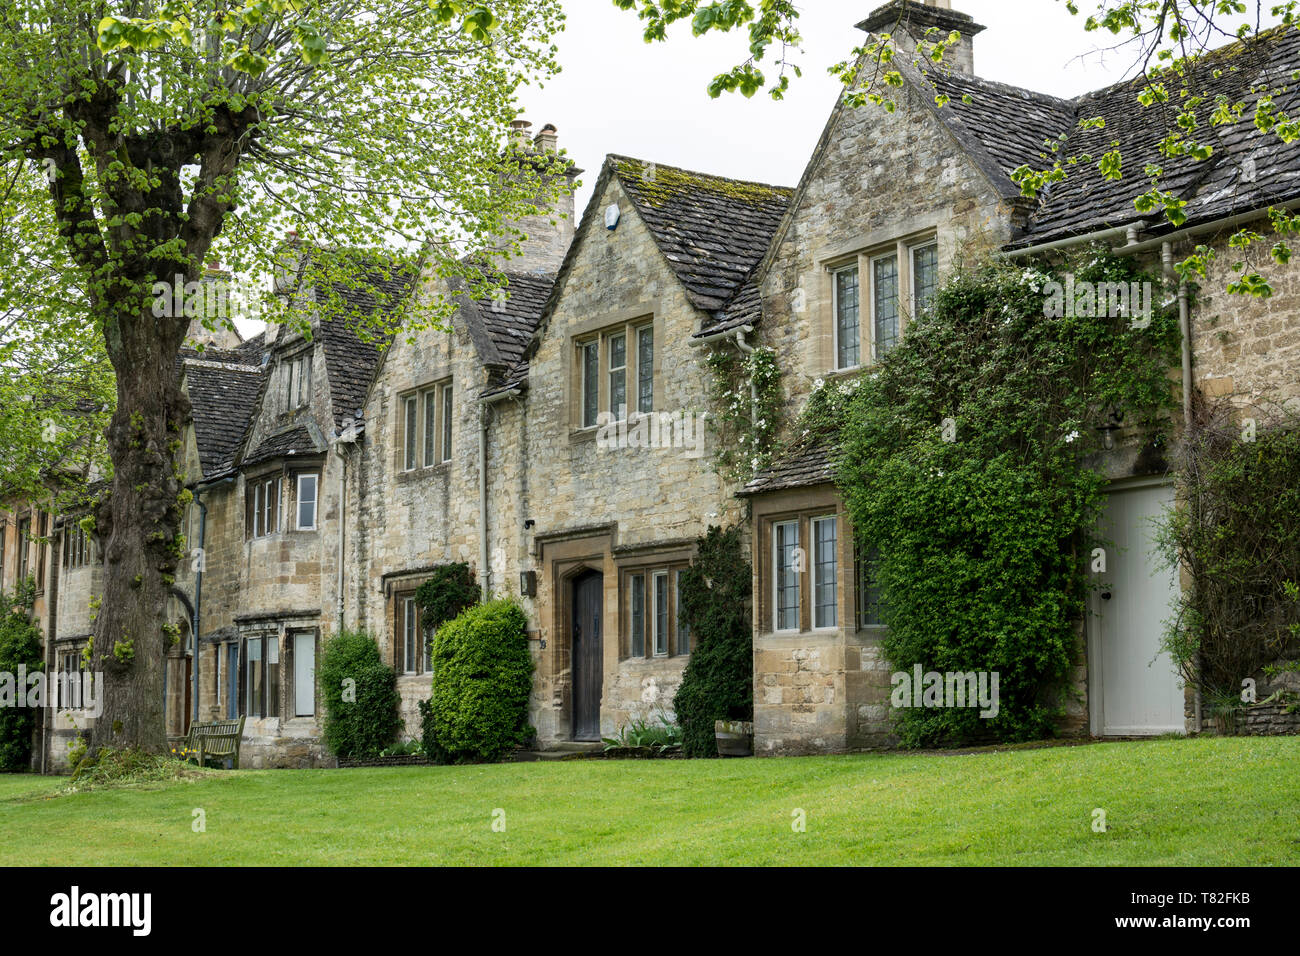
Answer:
xmin=527 ymin=0 xmax=1156 ymax=212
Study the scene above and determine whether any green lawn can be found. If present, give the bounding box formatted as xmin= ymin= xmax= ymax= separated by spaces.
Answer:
xmin=2 ymin=736 xmax=1297 ymax=865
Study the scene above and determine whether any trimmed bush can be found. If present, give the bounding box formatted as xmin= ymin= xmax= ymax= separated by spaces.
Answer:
xmin=426 ymin=599 xmax=533 ymax=763
xmin=318 ymin=630 xmax=401 ymax=759
xmin=673 ymin=526 xmax=754 ymax=757
xmin=0 ymin=602 xmax=43 ymax=771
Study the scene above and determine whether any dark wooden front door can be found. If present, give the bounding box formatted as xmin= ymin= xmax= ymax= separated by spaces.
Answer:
xmin=572 ymin=571 xmax=604 ymax=741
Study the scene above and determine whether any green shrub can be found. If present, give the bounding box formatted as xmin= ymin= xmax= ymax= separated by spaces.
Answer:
xmin=1160 ymin=405 xmax=1300 ymax=697
xmin=673 ymin=526 xmax=753 ymax=757
xmin=318 ymin=630 xmax=401 ymax=758
xmin=0 ymin=600 xmax=44 ymax=771
xmin=426 ymin=599 xmax=533 ymax=763
xmin=833 ymin=253 xmax=1181 ymax=746
xmin=415 ymin=563 xmax=480 ymax=632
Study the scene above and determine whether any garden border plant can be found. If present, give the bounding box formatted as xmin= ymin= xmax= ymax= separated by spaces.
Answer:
xmin=318 ymin=630 xmax=402 ymax=760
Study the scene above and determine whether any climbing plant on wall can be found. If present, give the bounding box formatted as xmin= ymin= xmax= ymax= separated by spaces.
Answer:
xmin=415 ymin=563 xmax=481 ymax=633
xmin=826 ymin=250 xmax=1183 ymax=746
xmin=1160 ymin=399 xmax=1300 ymax=711
xmin=702 ymin=343 xmax=783 ymax=485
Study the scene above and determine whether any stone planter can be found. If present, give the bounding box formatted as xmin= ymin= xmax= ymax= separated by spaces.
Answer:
xmin=714 ymin=720 xmax=753 ymax=757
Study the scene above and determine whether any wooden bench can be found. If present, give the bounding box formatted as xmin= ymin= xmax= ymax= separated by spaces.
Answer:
xmin=178 ymin=717 xmax=246 ymax=769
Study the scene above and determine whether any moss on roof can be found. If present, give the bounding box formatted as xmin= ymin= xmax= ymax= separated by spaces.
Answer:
xmin=613 ymin=157 xmax=793 ymax=208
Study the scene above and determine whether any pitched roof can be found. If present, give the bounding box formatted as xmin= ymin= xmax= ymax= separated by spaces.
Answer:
xmin=920 ymin=26 xmax=1300 ymax=246
xmin=739 ymin=441 xmax=837 ymax=497
xmin=475 ymin=271 xmax=557 ymax=395
xmin=317 ymin=266 xmax=416 ymax=430
xmin=243 ymin=424 xmax=322 ymax=466
xmin=610 ymin=156 xmax=793 ymax=314
xmin=184 ymin=361 xmax=266 ymax=478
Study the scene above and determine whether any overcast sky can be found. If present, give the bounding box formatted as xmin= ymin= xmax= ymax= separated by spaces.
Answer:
xmin=527 ymin=0 xmax=1175 ymax=213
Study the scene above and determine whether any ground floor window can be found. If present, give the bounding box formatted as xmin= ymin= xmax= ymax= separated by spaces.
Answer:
xmin=622 ymin=562 xmax=690 ymax=659
xmin=395 ymin=594 xmax=431 ymax=675
xmin=763 ymin=510 xmax=856 ymax=635
xmin=244 ymin=634 xmax=280 ymax=718
xmin=291 ymin=630 xmax=316 ymax=717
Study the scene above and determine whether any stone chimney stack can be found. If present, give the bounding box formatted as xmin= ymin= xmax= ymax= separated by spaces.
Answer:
xmin=857 ymin=0 xmax=986 ymax=76
xmin=493 ymin=120 xmax=580 ymax=274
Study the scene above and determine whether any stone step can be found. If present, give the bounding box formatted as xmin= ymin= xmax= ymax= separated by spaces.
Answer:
xmin=510 ymin=741 xmax=604 ymax=762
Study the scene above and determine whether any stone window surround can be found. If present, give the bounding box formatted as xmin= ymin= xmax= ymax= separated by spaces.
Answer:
xmin=234 ymin=618 xmax=320 ymax=726
xmin=564 ymin=304 xmax=664 ymax=441
xmin=277 ymin=346 xmax=313 ymax=415
xmin=753 ymin=486 xmax=874 ymax=639
xmin=817 ymin=219 xmax=941 ymax=376
xmin=395 ymin=374 xmax=453 ymax=474
xmin=614 ymin=542 xmax=693 ymax=661
xmin=390 ymin=586 xmax=432 ymax=677
xmin=243 ymin=463 xmax=324 ymax=540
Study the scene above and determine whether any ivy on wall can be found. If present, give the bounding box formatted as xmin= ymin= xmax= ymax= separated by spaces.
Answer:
xmin=824 ymin=250 xmax=1183 ymax=746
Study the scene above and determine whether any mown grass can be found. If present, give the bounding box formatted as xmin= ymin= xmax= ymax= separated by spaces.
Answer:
xmin=1 ymin=735 xmax=1297 ymax=866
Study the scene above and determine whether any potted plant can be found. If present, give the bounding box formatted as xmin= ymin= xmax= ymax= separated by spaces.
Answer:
xmin=715 ymin=708 xmax=753 ymax=757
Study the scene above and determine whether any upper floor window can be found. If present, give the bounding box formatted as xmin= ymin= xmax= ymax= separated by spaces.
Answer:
xmin=17 ymin=516 xmax=30 ymax=583
xmin=576 ymin=318 xmax=655 ymax=430
xmin=834 ymin=265 xmax=860 ymax=370
xmin=246 ymin=475 xmax=280 ymax=539
xmin=63 ymin=524 xmax=94 ymax=570
xmin=912 ymin=241 xmax=939 ymax=316
xmin=295 ymin=473 xmax=318 ymax=530
xmin=283 ymin=353 xmax=312 ymax=412
xmin=830 ymin=235 xmax=939 ymax=370
xmin=401 ymin=380 xmax=453 ymax=472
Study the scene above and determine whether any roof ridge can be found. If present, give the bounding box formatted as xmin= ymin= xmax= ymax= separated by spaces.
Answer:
xmin=607 ymin=153 xmax=795 ymax=195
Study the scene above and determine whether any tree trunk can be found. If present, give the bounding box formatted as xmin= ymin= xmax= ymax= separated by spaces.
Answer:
xmin=87 ymin=298 xmax=191 ymax=757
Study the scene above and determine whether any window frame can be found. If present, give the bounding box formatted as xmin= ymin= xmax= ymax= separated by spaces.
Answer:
xmin=824 ymin=233 xmax=939 ymax=372
xmin=832 ymin=262 xmax=861 ymax=372
xmin=246 ymin=475 xmax=279 ymax=539
xmin=295 ymin=472 xmax=318 ymax=531
xmin=400 ymin=378 xmax=453 ymax=472
xmin=911 ymin=240 xmax=940 ymax=317
xmin=811 ymin=515 xmax=839 ymax=631
xmin=869 ymin=250 xmax=901 ymax=363
xmin=772 ymin=519 xmax=801 ymax=633
xmin=242 ymin=633 xmax=280 ymax=720
xmin=621 ymin=560 xmax=691 ymax=661
xmin=572 ymin=317 xmax=657 ymax=432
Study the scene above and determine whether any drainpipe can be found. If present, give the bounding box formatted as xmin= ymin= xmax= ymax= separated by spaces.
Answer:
xmin=333 ymin=427 xmax=357 ymax=634
xmin=1003 ymin=221 xmax=1150 ymax=260
xmin=40 ymin=523 xmax=60 ymax=775
xmin=191 ymin=491 xmax=206 ymax=728
xmin=732 ymin=328 xmax=759 ymax=423
xmin=478 ymin=388 xmax=520 ymax=601
xmin=188 ymin=474 xmax=234 ymax=729
xmin=1163 ymin=240 xmax=1201 ymax=732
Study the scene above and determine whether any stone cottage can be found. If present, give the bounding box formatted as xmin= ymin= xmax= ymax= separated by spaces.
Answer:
xmin=10 ymin=0 xmax=1300 ymax=769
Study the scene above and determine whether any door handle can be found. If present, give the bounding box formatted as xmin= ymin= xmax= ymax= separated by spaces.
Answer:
xmin=1101 ymin=591 xmax=1112 ymax=601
